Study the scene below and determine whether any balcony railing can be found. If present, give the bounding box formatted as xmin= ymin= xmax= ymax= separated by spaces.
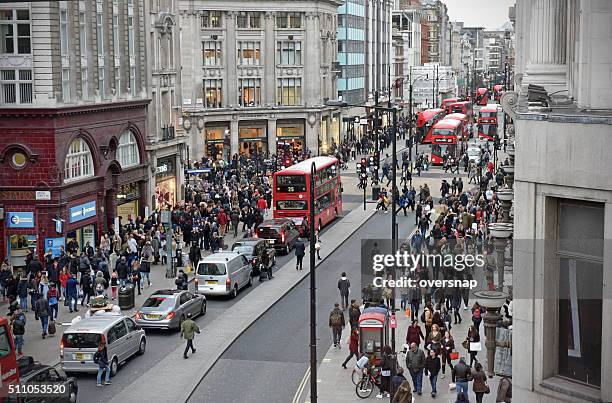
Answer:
xmin=161 ymin=125 xmax=175 ymax=141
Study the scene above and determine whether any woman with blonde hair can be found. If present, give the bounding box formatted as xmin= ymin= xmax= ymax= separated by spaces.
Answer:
xmin=393 ymin=380 xmax=413 ymax=403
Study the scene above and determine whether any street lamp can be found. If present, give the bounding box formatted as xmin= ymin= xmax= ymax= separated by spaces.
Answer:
xmin=309 ymin=161 xmax=317 ymax=403
xmin=473 ymin=290 xmax=509 ymax=378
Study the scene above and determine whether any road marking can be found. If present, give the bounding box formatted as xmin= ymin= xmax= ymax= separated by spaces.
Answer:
xmin=292 ymin=366 xmax=310 ymax=403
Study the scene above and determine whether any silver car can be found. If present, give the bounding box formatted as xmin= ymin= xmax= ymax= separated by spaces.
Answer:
xmin=135 ymin=289 xmax=207 ymax=330
xmin=61 ymin=312 xmax=146 ymax=376
xmin=195 ymin=252 xmax=253 ymax=297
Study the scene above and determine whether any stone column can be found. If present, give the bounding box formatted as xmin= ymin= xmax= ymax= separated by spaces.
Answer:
xmin=230 ymin=119 xmax=239 ymax=157
xmin=226 ymin=11 xmax=238 ymax=107
xmin=524 ymin=0 xmax=568 ymax=93
xmin=267 ymin=119 xmax=277 ymax=155
xmin=304 ymin=12 xmax=319 ymax=106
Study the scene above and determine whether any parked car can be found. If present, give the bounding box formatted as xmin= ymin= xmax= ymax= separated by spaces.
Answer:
xmin=466 ymin=147 xmax=482 ymax=165
xmin=255 ymin=218 xmax=301 ymax=255
xmin=60 ymin=311 xmax=146 ymax=377
xmin=14 ymin=356 xmax=78 ymax=403
xmin=135 ymin=289 xmax=206 ymax=330
xmin=195 ymin=252 xmax=253 ymax=298
xmin=231 ymin=238 xmax=276 ymax=276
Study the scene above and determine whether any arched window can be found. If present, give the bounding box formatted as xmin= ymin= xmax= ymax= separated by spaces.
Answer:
xmin=117 ymin=130 xmax=140 ymax=168
xmin=64 ymin=138 xmax=94 ymax=182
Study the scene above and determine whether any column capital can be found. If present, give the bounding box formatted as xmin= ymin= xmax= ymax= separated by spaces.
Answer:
xmin=226 ymin=10 xmax=238 ymax=20
xmin=264 ymin=11 xmax=275 ymax=20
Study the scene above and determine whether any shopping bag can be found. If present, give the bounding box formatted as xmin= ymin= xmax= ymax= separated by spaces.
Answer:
xmin=47 ymin=321 xmax=56 ymax=335
xmin=405 ymin=307 xmax=411 ymax=318
xmin=185 ymin=262 xmax=192 ymax=274
xmin=449 ymin=351 xmax=459 ymax=360
xmin=449 ymin=383 xmax=456 ymax=390
xmin=469 ymin=342 xmax=482 ymax=352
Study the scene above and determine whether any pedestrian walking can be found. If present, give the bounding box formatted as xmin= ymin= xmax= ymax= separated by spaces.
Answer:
xmin=94 ymin=340 xmax=112 ymax=386
xmin=348 ymin=299 xmax=361 ymax=330
xmin=17 ymin=276 xmax=28 ymax=312
xmin=130 ymin=260 xmax=141 ymax=296
xmin=378 ymin=345 xmax=395 ymax=398
xmin=46 ymin=282 xmax=59 ymax=321
xmin=341 ymin=328 xmax=359 ymax=369
xmin=110 ymin=271 xmax=118 ymax=300
xmin=406 ymin=320 xmax=424 ymax=347
xmin=314 ymin=232 xmax=322 ymax=260
xmin=424 ymin=349 xmax=441 ymax=397
xmin=466 ymin=325 xmax=480 ymax=367
xmin=65 ymin=274 xmax=78 ymax=313
xmin=337 ymin=272 xmax=350 ymax=310
xmin=496 ymin=376 xmax=512 ymax=402
xmin=34 ymin=294 xmax=49 ymax=338
xmin=328 ymin=303 xmax=345 ymax=348
xmin=294 ymin=238 xmax=305 ymax=270
xmin=451 ymin=357 xmax=472 ymax=400
xmin=181 ymin=313 xmax=201 ymax=359
xmin=472 ymin=362 xmax=489 ymax=403
xmin=405 ymin=342 xmax=426 ymax=396
xmin=441 ymin=330 xmax=455 ymax=378
xmin=390 ymin=368 xmax=407 ymax=398
xmin=10 ymin=305 xmax=26 ymax=356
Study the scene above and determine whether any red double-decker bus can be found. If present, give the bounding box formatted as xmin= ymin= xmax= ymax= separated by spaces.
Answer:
xmin=430 ymin=119 xmax=462 ymax=165
xmin=273 ymin=156 xmax=342 ymax=230
xmin=417 ymin=108 xmax=446 ymax=144
xmin=444 ymin=113 xmax=470 ymax=141
xmin=477 ymin=105 xmax=499 ymax=141
xmin=475 ymin=88 xmax=489 ymax=106
xmin=493 ymin=84 xmax=504 ymax=102
xmin=0 ymin=316 xmax=20 ymax=400
xmin=441 ymin=97 xmax=458 ymax=113
xmin=447 ymin=101 xmax=473 ymax=122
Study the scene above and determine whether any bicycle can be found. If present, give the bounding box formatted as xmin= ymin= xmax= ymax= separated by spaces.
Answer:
xmin=355 ymin=366 xmax=382 ymax=399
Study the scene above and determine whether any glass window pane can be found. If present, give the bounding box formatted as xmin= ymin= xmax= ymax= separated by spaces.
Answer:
xmin=16 ymin=10 xmax=29 ymax=20
xmin=558 ymin=202 xmax=604 ymax=257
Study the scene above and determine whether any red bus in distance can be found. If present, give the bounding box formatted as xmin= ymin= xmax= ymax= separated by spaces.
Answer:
xmin=0 ymin=316 xmax=20 ymax=400
xmin=477 ymin=105 xmax=499 ymax=141
xmin=447 ymin=101 xmax=473 ymax=122
xmin=430 ymin=119 xmax=463 ymax=165
xmin=493 ymin=84 xmax=504 ymax=102
xmin=273 ymin=156 xmax=342 ymax=231
xmin=475 ymin=88 xmax=489 ymax=106
xmin=417 ymin=108 xmax=446 ymax=144
xmin=444 ymin=113 xmax=470 ymax=141
xmin=441 ymin=97 xmax=458 ymax=113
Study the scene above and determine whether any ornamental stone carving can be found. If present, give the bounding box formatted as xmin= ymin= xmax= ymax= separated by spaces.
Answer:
xmin=264 ymin=11 xmax=275 ymax=20
xmin=500 ymin=91 xmax=518 ymax=121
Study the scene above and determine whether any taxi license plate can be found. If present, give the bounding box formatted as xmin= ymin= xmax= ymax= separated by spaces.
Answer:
xmin=74 ymin=353 xmax=89 ymax=360
xmin=265 ymin=239 xmax=276 ymax=244
xmin=206 ymin=280 xmax=217 ymax=285
xmin=146 ymin=314 xmax=162 ymax=319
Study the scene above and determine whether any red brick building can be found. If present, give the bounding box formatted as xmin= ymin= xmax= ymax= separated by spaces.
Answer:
xmin=0 ymin=101 xmax=149 ymax=267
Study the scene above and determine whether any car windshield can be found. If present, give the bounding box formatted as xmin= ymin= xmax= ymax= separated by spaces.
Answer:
xmin=62 ymin=333 xmax=101 ymax=348
xmin=197 ymin=262 xmax=227 ymax=275
xmin=143 ymin=296 xmax=175 ymax=309
xmin=233 ymin=245 xmax=254 ymax=255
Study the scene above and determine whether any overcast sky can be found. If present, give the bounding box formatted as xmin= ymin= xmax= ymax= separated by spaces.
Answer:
xmin=442 ymin=0 xmax=516 ymax=30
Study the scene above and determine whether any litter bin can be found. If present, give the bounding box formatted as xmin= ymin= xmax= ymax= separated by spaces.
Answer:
xmin=118 ymin=285 xmax=135 ymax=310
xmin=372 ymin=185 xmax=381 ymax=201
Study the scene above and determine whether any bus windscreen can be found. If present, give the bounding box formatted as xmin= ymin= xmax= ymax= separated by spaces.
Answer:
xmin=276 ymin=200 xmax=308 ymax=210
xmin=276 ymin=175 xmax=306 ymax=192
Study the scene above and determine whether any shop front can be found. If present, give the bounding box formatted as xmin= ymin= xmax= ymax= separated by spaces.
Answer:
xmin=66 ymin=200 xmax=97 ymax=253
xmin=155 ymin=156 xmax=177 ymax=210
xmin=320 ymin=117 xmax=329 ymax=154
xmin=331 ymin=114 xmax=340 ymax=146
xmin=116 ymin=182 xmax=140 ymax=222
xmin=5 ymin=211 xmax=36 ymax=268
xmin=239 ymin=123 xmax=268 ymax=158
xmin=276 ymin=120 xmax=306 ymax=159
xmin=205 ymin=124 xmax=230 ymax=160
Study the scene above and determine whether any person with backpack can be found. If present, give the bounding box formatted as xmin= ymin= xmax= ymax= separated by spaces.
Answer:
xmin=46 ymin=282 xmax=59 ymax=321
xmin=10 ymin=305 xmax=26 ymax=356
xmin=34 ymin=293 xmax=49 ymax=338
xmin=328 ymin=303 xmax=345 ymax=349
xmin=94 ymin=340 xmax=112 ymax=386
xmin=337 ymin=272 xmax=350 ymax=310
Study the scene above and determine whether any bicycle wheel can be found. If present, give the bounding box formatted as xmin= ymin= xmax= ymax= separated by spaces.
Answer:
xmin=351 ymin=369 xmax=363 ymax=386
xmin=355 ymin=378 xmax=374 ymax=399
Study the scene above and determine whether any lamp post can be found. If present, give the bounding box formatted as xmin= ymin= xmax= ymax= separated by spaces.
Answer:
xmin=309 ymin=161 xmax=317 ymax=403
xmin=488 ymin=223 xmax=513 ymax=291
xmin=473 ymin=290 xmax=509 ymax=378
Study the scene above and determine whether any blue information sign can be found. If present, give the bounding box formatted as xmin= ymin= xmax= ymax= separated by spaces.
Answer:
xmin=44 ymin=237 xmax=66 ymax=257
xmin=69 ymin=200 xmax=97 ymax=223
xmin=6 ymin=212 xmax=34 ymax=228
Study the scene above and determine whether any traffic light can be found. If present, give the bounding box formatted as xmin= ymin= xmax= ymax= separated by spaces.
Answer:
xmin=358 ymin=158 xmax=368 ymax=187
xmin=368 ymin=155 xmax=378 ymax=171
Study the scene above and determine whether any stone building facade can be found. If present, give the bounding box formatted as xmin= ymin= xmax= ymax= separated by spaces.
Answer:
xmin=511 ymin=1 xmax=612 ymax=402
xmin=178 ymin=0 xmax=342 ymax=159
xmin=0 ymin=0 xmax=149 ymax=263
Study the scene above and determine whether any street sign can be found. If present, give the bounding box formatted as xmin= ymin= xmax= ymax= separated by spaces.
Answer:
xmin=35 ymin=190 xmax=51 ymax=200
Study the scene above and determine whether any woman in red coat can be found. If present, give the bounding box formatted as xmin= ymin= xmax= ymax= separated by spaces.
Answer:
xmin=342 ymin=329 xmax=359 ymax=368
xmin=406 ymin=319 xmax=425 ymax=346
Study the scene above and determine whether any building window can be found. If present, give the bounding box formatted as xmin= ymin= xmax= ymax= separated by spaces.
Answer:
xmin=60 ymin=10 xmax=69 ymax=56
xmin=117 ymin=131 xmax=140 ymax=168
xmin=236 ymin=12 xmax=261 ymax=29
xmin=276 ymin=41 xmax=301 ymax=65
xmin=112 ymin=15 xmax=119 ymax=58
xmin=64 ymin=138 xmax=94 ymax=182
xmin=201 ymin=11 xmax=222 ymax=28
xmin=277 ymin=78 xmax=301 ymax=106
xmin=114 ymin=66 xmax=121 ymax=93
xmin=202 ymin=40 xmax=222 ymax=66
xmin=10 ymin=151 xmax=26 ymax=169
xmin=276 ymin=12 xmax=301 ymax=29
xmin=128 ymin=16 xmax=134 ymax=60
xmin=238 ymin=78 xmax=261 ymax=107
xmin=0 ymin=9 xmax=31 ymax=54
xmin=556 ymin=200 xmax=604 ymax=388
xmin=79 ymin=12 xmax=87 ymax=56
xmin=62 ymin=68 xmax=70 ymax=102
xmin=96 ymin=13 xmax=104 ymax=55
xmin=130 ymin=66 xmax=136 ymax=96
xmin=203 ymin=79 xmax=222 ymax=108
xmin=81 ymin=68 xmax=88 ymax=99
xmin=237 ymin=41 xmax=260 ymax=66
xmin=98 ymin=67 xmax=105 ymax=98
xmin=0 ymin=69 xmax=32 ymax=104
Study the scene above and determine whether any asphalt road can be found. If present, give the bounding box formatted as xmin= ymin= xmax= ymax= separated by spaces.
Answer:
xmin=72 ymin=200 xmax=361 ymax=402
xmin=187 ymin=207 xmax=417 ymax=403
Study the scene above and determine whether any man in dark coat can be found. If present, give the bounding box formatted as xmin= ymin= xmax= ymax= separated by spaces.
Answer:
xmin=116 ymin=257 xmax=129 ymax=287
xmin=294 ymin=239 xmax=305 ymax=270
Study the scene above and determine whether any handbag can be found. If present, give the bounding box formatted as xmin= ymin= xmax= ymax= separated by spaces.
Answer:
xmin=484 ymin=384 xmax=491 ymax=394
xmin=461 ymin=339 xmax=469 ymax=350
xmin=449 ymin=351 xmax=459 ymax=360
xmin=315 ymin=242 xmax=321 ymax=251
xmin=469 ymin=342 xmax=482 ymax=352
